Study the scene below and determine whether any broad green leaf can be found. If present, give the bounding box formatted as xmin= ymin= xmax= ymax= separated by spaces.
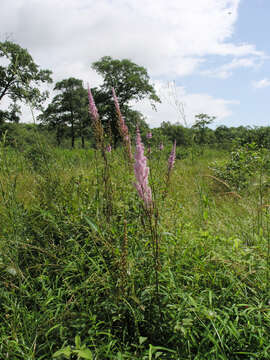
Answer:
xmin=53 ymin=346 xmax=71 ymax=358
xmin=74 ymin=348 xmax=93 ymax=359
xmin=75 ymin=335 xmax=81 ymax=348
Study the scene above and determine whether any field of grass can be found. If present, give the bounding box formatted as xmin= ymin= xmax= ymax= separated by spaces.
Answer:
xmin=0 ymin=138 xmax=270 ymax=359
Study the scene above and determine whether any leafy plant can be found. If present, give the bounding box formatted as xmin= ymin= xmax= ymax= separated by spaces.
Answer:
xmin=210 ymin=142 xmax=270 ymax=191
xmin=53 ymin=336 xmax=93 ymax=359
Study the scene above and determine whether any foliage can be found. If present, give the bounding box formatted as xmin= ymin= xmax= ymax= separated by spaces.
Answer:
xmin=2 ymin=63 xmax=270 ymax=358
xmin=210 ymin=142 xmax=270 ymax=191
xmin=0 ymin=133 xmax=270 ymax=359
xmin=160 ymin=121 xmax=191 ymax=146
xmin=192 ymin=113 xmax=216 ymax=145
xmin=39 ymin=78 xmax=90 ymax=148
xmin=0 ymin=122 xmax=54 ymax=149
xmin=92 ymin=56 xmax=160 ymax=105
xmin=91 ymin=56 xmax=160 ymax=144
xmin=0 ymin=41 xmax=52 ymax=119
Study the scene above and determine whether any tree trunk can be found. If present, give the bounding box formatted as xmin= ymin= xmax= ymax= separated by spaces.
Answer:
xmin=81 ymin=135 xmax=85 ymax=148
xmin=71 ymin=122 xmax=75 ymax=148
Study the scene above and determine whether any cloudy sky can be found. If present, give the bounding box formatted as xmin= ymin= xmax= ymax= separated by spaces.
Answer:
xmin=1 ymin=0 xmax=270 ymax=128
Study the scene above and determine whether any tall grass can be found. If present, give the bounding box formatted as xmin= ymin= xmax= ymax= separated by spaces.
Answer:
xmin=0 ymin=132 xmax=270 ymax=359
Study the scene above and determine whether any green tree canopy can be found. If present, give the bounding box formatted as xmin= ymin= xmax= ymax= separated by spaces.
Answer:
xmin=160 ymin=121 xmax=191 ymax=146
xmin=192 ymin=113 xmax=215 ymax=144
xmin=0 ymin=41 xmax=52 ymax=121
xmin=91 ymin=56 xmax=160 ymax=144
xmin=40 ymin=78 xmax=90 ymax=148
xmin=92 ymin=56 xmax=160 ymax=105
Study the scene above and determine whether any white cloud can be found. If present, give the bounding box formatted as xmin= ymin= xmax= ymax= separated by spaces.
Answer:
xmin=0 ymin=0 xmax=264 ymax=82
xmin=0 ymin=0 xmax=263 ymax=125
xmin=132 ymin=81 xmax=239 ymax=128
xmin=202 ymin=57 xmax=261 ymax=79
xmin=252 ymin=78 xmax=270 ymax=89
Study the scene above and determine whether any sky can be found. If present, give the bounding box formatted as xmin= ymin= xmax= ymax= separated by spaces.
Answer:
xmin=1 ymin=0 xmax=270 ymax=128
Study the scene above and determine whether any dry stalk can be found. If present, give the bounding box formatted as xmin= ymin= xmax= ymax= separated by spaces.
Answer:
xmin=120 ymin=219 xmax=128 ymax=295
xmin=219 ymin=191 xmax=242 ymax=199
xmin=203 ymin=174 xmax=231 ymax=189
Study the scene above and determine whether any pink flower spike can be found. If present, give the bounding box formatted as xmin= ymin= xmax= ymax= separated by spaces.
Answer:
xmin=112 ymin=87 xmax=121 ymax=114
xmin=133 ymin=127 xmax=152 ymax=209
xmin=87 ymin=85 xmax=99 ymax=121
xmin=146 ymin=132 xmax=152 ymax=139
xmin=112 ymin=87 xmax=127 ymax=134
xmin=112 ymin=87 xmax=133 ymax=162
xmin=106 ymin=144 xmax=112 ymax=153
xmin=168 ymin=140 xmax=176 ymax=172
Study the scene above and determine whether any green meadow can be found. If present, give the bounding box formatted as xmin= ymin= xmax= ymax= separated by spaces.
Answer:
xmin=0 ymin=133 xmax=270 ymax=360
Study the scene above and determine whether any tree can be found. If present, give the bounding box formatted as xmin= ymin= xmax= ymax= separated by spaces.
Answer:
xmin=92 ymin=56 xmax=160 ymax=104
xmin=38 ymin=100 xmax=68 ymax=146
xmin=91 ymin=56 xmax=160 ymax=144
xmin=0 ymin=41 xmax=52 ymax=120
xmin=40 ymin=78 xmax=90 ymax=148
xmin=0 ymin=103 xmax=21 ymax=124
xmin=215 ymin=125 xmax=232 ymax=147
xmin=192 ymin=113 xmax=215 ymax=144
xmin=160 ymin=121 xmax=191 ymax=146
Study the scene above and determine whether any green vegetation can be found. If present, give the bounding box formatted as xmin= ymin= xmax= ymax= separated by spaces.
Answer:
xmin=1 ymin=41 xmax=270 ymax=359
xmin=0 ymin=130 xmax=270 ymax=359
xmin=39 ymin=78 xmax=90 ymax=148
xmin=91 ymin=56 xmax=160 ymax=144
xmin=0 ymin=41 xmax=52 ymax=123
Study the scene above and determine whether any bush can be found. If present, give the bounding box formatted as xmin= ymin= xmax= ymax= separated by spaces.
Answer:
xmin=210 ymin=142 xmax=270 ymax=191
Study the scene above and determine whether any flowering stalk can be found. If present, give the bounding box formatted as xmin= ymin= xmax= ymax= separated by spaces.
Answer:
xmin=112 ymin=88 xmax=133 ymax=163
xmin=168 ymin=140 xmax=176 ymax=173
xmin=133 ymin=127 xmax=152 ymax=210
xmin=88 ymin=85 xmax=112 ymax=219
xmin=88 ymin=86 xmax=104 ymax=150
xmin=163 ymin=140 xmax=177 ymax=200
xmin=134 ymin=127 xmax=161 ymax=300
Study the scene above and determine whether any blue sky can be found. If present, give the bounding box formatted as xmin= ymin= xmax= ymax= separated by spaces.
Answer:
xmin=1 ymin=0 xmax=270 ymax=128
xmin=231 ymin=0 xmax=270 ymax=127
xmin=187 ymin=0 xmax=270 ymax=128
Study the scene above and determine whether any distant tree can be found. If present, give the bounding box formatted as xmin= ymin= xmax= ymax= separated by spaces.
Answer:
xmin=0 ymin=104 xmax=20 ymax=123
xmin=91 ymin=56 xmax=160 ymax=144
xmin=92 ymin=56 xmax=160 ymax=104
xmin=0 ymin=41 xmax=52 ymax=121
xmin=40 ymin=78 xmax=89 ymax=148
xmin=38 ymin=100 xmax=68 ymax=146
xmin=192 ymin=113 xmax=215 ymax=144
xmin=124 ymin=109 xmax=149 ymax=137
xmin=253 ymin=126 xmax=270 ymax=148
xmin=215 ymin=125 xmax=233 ymax=147
xmin=160 ymin=121 xmax=190 ymax=146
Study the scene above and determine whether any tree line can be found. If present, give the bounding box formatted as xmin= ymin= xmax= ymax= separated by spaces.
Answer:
xmin=0 ymin=41 xmax=159 ymax=147
xmin=1 ymin=40 xmax=270 ymax=150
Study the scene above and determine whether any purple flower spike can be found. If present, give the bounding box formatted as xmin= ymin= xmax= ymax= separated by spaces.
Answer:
xmin=112 ymin=87 xmax=127 ymax=137
xmin=168 ymin=140 xmax=176 ymax=172
xmin=146 ymin=132 xmax=152 ymax=139
xmin=112 ymin=87 xmax=133 ymax=162
xmin=159 ymin=143 xmax=164 ymax=150
xmin=112 ymin=87 xmax=121 ymax=115
xmin=106 ymin=144 xmax=112 ymax=153
xmin=87 ymin=85 xmax=104 ymax=149
xmin=88 ymin=85 xmax=99 ymax=122
xmin=133 ymin=127 xmax=152 ymax=209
